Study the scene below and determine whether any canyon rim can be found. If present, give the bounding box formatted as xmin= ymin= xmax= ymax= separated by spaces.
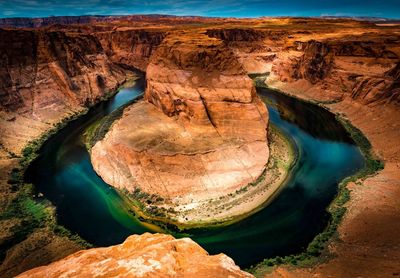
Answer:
xmin=0 ymin=9 xmax=399 ymax=278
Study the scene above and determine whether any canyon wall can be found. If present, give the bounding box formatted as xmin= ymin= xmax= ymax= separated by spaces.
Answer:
xmin=207 ymin=26 xmax=400 ymax=105
xmin=0 ymin=26 xmax=165 ymax=277
xmin=96 ymin=30 xmax=166 ymax=71
xmin=0 ymin=28 xmax=165 ymax=154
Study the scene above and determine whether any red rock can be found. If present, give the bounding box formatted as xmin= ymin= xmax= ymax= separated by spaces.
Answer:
xmin=17 ymin=233 xmax=253 ymax=278
xmin=91 ymin=31 xmax=270 ymax=224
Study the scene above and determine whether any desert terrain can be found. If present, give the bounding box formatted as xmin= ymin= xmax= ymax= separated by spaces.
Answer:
xmin=0 ymin=15 xmax=399 ymax=277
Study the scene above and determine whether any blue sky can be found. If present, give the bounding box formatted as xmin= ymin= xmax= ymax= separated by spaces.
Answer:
xmin=1 ymin=0 xmax=399 ymax=19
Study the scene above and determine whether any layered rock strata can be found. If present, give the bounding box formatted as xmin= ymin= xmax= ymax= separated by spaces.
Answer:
xmin=91 ymin=31 xmax=270 ymax=224
xmin=204 ymin=21 xmax=400 ymax=278
xmin=207 ymin=25 xmax=400 ymax=105
xmin=0 ymin=28 xmax=165 ymax=155
xmin=17 ymin=233 xmax=253 ymax=278
xmin=1 ymin=18 xmax=400 ymax=278
xmin=0 ymin=26 xmax=165 ymax=277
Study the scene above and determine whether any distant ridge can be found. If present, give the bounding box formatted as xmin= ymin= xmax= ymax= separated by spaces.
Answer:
xmin=0 ymin=14 xmax=399 ymax=28
xmin=319 ymin=15 xmax=400 ymax=22
xmin=0 ymin=14 xmax=223 ymax=28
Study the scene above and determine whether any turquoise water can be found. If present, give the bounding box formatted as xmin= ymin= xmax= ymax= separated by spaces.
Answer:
xmin=26 ymin=79 xmax=365 ymax=267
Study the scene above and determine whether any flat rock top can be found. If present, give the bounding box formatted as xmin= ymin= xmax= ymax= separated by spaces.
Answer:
xmin=17 ymin=233 xmax=253 ymax=278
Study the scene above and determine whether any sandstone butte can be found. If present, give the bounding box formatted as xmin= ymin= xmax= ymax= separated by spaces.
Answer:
xmin=0 ymin=16 xmax=399 ymax=278
xmin=90 ymin=30 xmax=270 ymax=225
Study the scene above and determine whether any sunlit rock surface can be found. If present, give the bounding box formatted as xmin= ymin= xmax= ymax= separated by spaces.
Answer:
xmin=91 ymin=30 xmax=270 ymax=223
xmin=17 ymin=233 xmax=253 ymax=278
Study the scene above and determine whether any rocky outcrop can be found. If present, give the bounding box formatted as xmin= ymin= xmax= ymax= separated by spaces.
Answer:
xmin=144 ymin=32 xmax=268 ymax=140
xmin=91 ymin=31 xmax=270 ymax=225
xmin=17 ymin=233 xmax=253 ymax=278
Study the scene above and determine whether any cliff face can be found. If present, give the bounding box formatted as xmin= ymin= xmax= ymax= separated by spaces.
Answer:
xmin=90 ymin=31 xmax=270 ymax=224
xmin=208 ymin=27 xmax=400 ymax=105
xmin=145 ymin=32 xmax=268 ymax=141
xmin=283 ymin=38 xmax=400 ymax=104
xmin=0 ymin=26 xmax=165 ymax=278
xmin=96 ymin=30 xmax=166 ymax=71
xmin=206 ymin=28 xmax=267 ymax=42
xmin=0 ymin=28 xmax=124 ymax=154
xmin=0 ymin=29 xmax=122 ymax=111
xmin=17 ymin=233 xmax=253 ymax=278
xmin=0 ymin=27 xmax=165 ymax=154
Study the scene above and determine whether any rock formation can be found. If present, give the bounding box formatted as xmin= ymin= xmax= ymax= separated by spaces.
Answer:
xmin=1 ymin=16 xmax=400 ymax=278
xmin=17 ymin=233 xmax=253 ymax=278
xmin=91 ymin=31 xmax=270 ymax=224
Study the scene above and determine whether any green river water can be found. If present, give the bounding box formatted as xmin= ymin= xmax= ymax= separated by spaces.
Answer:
xmin=26 ymin=76 xmax=365 ymax=268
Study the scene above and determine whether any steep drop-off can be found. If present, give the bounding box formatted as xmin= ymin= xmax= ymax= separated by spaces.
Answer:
xmin=0 ymin=26 xmax=165 ymax=277
xmin=207 ymin=25 xmax=400 ymax=105
xmin=17 ymin=233 xmax=253 ymax=278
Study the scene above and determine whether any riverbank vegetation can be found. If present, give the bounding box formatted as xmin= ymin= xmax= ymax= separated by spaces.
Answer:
xmin=116 ymin=125 xmax=296 ymax=233
xmin=0 ymin=80 xmax=139 ymax=264
xmin=247 ymin=85 xmax=384 ymax=277
xmin=83 ymin=96 xmax=142 ymax=151
xmin=1 ymin=110 xmax=97 ymax=261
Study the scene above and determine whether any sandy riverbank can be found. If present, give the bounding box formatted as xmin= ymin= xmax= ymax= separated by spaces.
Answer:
xmin=119 ymin=125 xmax=296 ymax=230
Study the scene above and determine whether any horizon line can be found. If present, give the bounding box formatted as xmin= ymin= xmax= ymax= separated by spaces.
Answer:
xmin=0 ymin=13 xmax=399 ymax=21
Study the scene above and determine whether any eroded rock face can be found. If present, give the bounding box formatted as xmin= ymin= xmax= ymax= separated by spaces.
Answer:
xmin=96 ymin=30 xmax=166 ymax=71
xmin=0 ymin=26 xmax=165 ymax=277
xmin=17 ymin=233 xmax=253 ymax=278
xmin=0 ymin=27 xmax=165 ymax=155
xmin=145 ymin=32 xmax=268 ymax=141
xmin=209 ymin=26 xmax=400 ymax=105
xmin=91 ymin=31 xmax=269 ymax=224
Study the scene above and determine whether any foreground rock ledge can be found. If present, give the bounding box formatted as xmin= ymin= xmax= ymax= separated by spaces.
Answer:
xmin=91 ymin=31 xmax=270 ymax=225
xmin=17 ymin=233 xmax=253 ymax=278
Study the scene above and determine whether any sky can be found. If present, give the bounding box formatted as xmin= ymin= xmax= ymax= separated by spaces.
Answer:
xmin=0 ymin=0 xmax=399 ymax=19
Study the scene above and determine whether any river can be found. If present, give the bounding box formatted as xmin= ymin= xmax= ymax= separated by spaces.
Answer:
xmin=26 ymin=76 xmax=365 ymax=268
